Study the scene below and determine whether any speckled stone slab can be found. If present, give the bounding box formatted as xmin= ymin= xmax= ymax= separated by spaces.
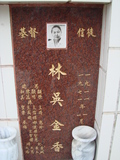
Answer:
xmin=11 ymin=5 xmax=102 ymax=160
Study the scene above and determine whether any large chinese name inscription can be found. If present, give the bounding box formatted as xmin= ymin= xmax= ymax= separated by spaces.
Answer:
xmin=11 ymin=5 xmax=102 ymax=160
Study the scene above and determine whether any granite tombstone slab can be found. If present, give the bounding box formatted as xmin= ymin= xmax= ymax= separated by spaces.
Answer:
xmin=11 ymin=5 xmax=102 ymax=160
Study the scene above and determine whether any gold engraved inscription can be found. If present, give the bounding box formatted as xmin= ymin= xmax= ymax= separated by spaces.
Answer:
xmin=50 ymin=92 xmax=63 ymax=106
xmin=50 ymin=120 xmax=64 ymax=131
xmin=51 ymin=142 xmax=63 ymax=152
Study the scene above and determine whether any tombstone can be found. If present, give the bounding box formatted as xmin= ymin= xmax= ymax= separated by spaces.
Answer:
xmin=11 ymin=4 xmax=102 ymax=159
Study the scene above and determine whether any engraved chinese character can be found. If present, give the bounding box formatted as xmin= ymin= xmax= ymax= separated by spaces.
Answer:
xmin=33 ymin=105 xmax=36 ymax=110
xmin=23 ymin=125 xmax=27 ymax=129
xmin=78 ymin=90 xmax=82 ymax=94
xmin=78 ymin=81 xmax=84 ymax=86
xmin=35 ymin=137 xmax=38 ymax=142
xmin=26 ymin=95 xmax=30 ymax=100
xmin=39 ymin=126 xmax=44 ymax=129
xmin=33 ymin=121 xmax=37 ymax=125
xmin=38 ymin=143 xmax=42 ymax=146
xmin=28 ymin=27 xmax=38 ymax=38
xmin=40 ymin=146 xmax=45 ymax=154
xmin=36 ymin=150 xmax=39 ymax=154
xmin=34 ymin=134 xmax=38 ymax=138
xmin=39 ymin=120 xmax=43 ymax=125
xmin=34 ymin=134 xmax=38 ymax=142
xmin=38 ymin=105 xmax=42 ymax=115
xmin=20 ymin=95 xmax=24 ymax=100
xmin=79 ymin=118 xmax=83 ymax=124
xmin=25 ymin=150 xmax=29 ymax=154
xmin=22 ymin=84 xmax=27 ymax=89
xmin=79 ymin=104 xmax=85 ymax=109
xmin=85 ymin=74 xmax=91 ymax=76
xmin=29 ymin=130 xmax=32 ymax=134
xmin=39 ymin=120 xmax=44 ymax=129
xmin=32 ymin=95 xmax=36 ymax=99
xmin=19 ymin=27 xmax=28 ymax=38
xmin=83 ymin=113 xmax=87 ymax=115
xmin=50 ymin=120 xmax=64 ymax=131
xmin=33 ymin=111 xmax=37 ymax=115
xmin=27 ymin=110 xmax=31 ymax=115
xmin=31 ymin=89 xmax=36 ymax=94
xmin=38 ymin=110 xmax=42 ymax=115
xmin=77 ymin=28 xmax=85 ymax=37
xmin=28 ymin=100 xmax=32 ymax=105
xmin=32 ymin=125 xmax=37 ymax=130
xmin=36 ymin=146 xmax=39 ymax=150
xmin=84 ymin=98 xmax=90 ymax=101
xmin=78 ymin=74 xmax=84 ymax=77
xmin=37 ymin=89 xmax=42 ymax=94
xmin=38 ymin=106 xmax=42 ymax=115
xmin=87 ymin=27 xmax=96 ymax=38
xmin=23 ymin=120 xmax=27 ymax=124
xmin=77 ymin=114 xmax=87 ymax=124
xmin=38 ymin=94 xmax=42 ymax=99
xmin=25 ymin=146 xmax=29 ymax=150
xmin=77 ymin=114 xmax=83 ymax=124
xmin=31 ymin=150 xmax=34 ymax=154
xmin=35 ymin=84 xmax=39 ymax=89
xmin=21 ymin=105 xmax=25 ymax=110
xmin=30 ymin=147 xmax=34 ymax=154
xmin=29 ymin=134 xmax=33 ymax=138
xmin=50 ymin=92 xmax=63 ymax=106
xmin=78 ymin=98 xmax=82 ymax=101
xmin=21 ymin=110 xmax=26 ymax=115
xmin=20 ymin=90 xmax=24 ymax=94
xmin=51 ymin=142 xmax=63 ymax=152
xmin=22 ymin=120 xmax=27 ymax=129
xmin=33 ymin=129 xmax=38 ymax=133
xmin=85 ymin=81 xmax=90 ymax=86
xmin=26 ymin=89 xmax=30 ymax=94
xmin=33 ymin=115 xmax=37 ymax=120
xmin=49 ymin=63 xmax=67 ymax=80
xmin=29 ymin=138 xmax=33 ymax=142
xmin=84 ymin=90 xmax=89 ymax=93
xmin=27 ymin=105 xmax=30 ymax=110
xmin=39 ymin=105 xmax=42 ymax=110
xmin=31 ymin=146 xmax=34 ymax=150
xmin=26 ymin=142 xmax=30 ymax=146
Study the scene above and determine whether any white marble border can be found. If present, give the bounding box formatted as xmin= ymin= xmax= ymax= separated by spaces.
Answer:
xmin=0 ymin=0 xmax=111 ymax=4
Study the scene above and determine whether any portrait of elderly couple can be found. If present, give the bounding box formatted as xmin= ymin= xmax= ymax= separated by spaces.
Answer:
xmin=47 ymin=23 xmax=67 ymax=49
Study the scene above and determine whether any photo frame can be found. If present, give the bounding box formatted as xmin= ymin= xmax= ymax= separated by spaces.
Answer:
xmin=47 ymin=23 xmax=67 ymax=49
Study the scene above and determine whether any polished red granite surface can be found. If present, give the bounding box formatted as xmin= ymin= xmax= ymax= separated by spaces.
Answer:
xmin=11 ymin=5 xmax=102 ymax=160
